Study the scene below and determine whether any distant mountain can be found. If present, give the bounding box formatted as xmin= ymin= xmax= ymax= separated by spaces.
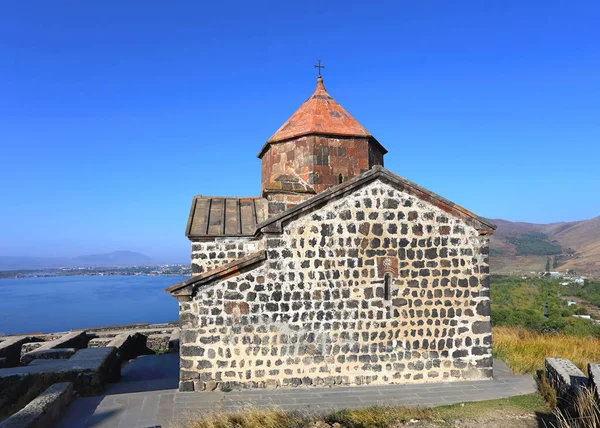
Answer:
xmin=0 ymin=256 xmax=67 ymax=271
xmin=488 ymin=216 xmax=600 ymax=277
xmin=0 ymin=251 xmax=155 ymax=271
xmin=71 ymin=251 xmax=154 ymax=267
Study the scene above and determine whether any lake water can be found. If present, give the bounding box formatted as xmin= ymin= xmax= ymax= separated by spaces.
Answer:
xmin=0 ymin=275 xmax=187 ymax=335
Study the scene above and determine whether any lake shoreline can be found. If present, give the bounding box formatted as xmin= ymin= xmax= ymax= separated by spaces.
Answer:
xmin=0 ymin=275 xmax=185 ymax=335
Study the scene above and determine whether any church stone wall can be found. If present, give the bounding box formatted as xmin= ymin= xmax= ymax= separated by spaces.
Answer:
xmin=190 ymin=239 xmax=264 ymax=275
xmin=178 ymin=180 xmax=491 ymax=392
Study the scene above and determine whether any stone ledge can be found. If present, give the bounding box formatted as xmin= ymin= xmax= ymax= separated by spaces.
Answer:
xmin=20 ymin=348 xmax=76 ymax=365
xmin=147 ymin=334 xmax=170 ymax=352
xmin=20 ymin=343 xmax=43 ymax=356
xmin=0 ymin=382 xmax=73 ymax=428
xmin=21 ymin=331 xmax=88 ymax=365
xmin=0 ymin=337 xmax=44 ymax=368
xmin=0 ymin=347 xmax=119 ymax=416
xmin=88 ymin=337 xmax=112 ymax=348
xmin=588 ymin=363 xmax=600 ymax=403
xmin=169 ymin=329 xmax=180 ymax=353
xmin=545 ymin=358 xmax=589 ymax=406
xmin=107 ymin=332 xmax=147 ymax=361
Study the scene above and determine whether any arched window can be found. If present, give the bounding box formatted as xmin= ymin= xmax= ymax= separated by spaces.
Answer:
xmin=384 ymin=273 xmax=391 ymax=301
xmin=338 ymin=174 xmax=343 ymax=184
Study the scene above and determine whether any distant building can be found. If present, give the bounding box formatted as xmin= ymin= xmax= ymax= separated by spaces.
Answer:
xmin=573 ymin=315 xmax=592 ymax=320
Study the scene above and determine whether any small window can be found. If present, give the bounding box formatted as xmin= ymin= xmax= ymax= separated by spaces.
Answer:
xmin=384 ymin=273 xmax=391 ymax=300
xmin=338 ymin=174 xmax=343 ymax=184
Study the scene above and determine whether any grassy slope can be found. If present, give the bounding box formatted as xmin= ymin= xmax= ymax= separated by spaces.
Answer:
xmin=493 ymin=326 xmax=600 ymax=375
xmin=488 ymin=216 xmax=600 ymax=277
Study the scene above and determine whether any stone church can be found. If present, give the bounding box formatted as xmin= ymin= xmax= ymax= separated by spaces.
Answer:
xmin=166 ymin=72 xmax=496 ymax=392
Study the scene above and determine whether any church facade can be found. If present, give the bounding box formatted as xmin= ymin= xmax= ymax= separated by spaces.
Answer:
xmin=166 ymin=75 xmax=496 ymax=392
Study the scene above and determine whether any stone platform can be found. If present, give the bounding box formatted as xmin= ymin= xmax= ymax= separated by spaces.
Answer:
xmin=57 ymin=357 xmax=536 ymax=428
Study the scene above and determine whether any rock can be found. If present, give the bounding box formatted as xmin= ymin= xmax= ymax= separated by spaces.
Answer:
xmin=0 ymin=337 xmax=45 ymax=367
xmin=168 ymin=329 xmax=180 ymax=354
xmin=205 ymin=381 xmax=218 ymax=391
xmin=23 ymin=348 xmax=76 ymax=364
xmin=545 ymin=358 xmax=588 ymax=405
xmin=0 ymin=346 xmax=119 ymax=416
xmin=107 ymin=332 xmax=147 ymax=361
xmin=588 ymin=363 xmax=600 ymax=403
xmin=21 ymin=331 xmax=88 ymax=365
xmin=20 ymin=342 xmax=43 ymax=356
xmin=87 ymin=338 xmax=112 ymax=348
xmin=147 ymin=334 xmax=170 ymax=353
xmin=0 ymin=382 xmax=73 ymax=428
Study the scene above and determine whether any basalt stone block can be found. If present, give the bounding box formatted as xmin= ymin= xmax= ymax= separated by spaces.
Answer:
xmin=20 ymin=342 xmax=44 ymax=356
xmin=21 ymin=331 xmax=89 ymax=365
xmin=181 ymin=346 xmax=205 ymax=357
xmin=0 ymin=382 xmax=73 ymax=428
xmin=24 ymin=348 xmax=77 ymax=364
xmin=472 ymin=321 xmax=491 ymax=335
xmin=588 ymin=363 xmax=600 ymax=403
xmin=546 ymin=358 xmax=588 ymax=405
xmin=476 ymin=300 xmax=490 ymax=316
xmin=181 ymin=330 xmax=198 ymax=345
xmin=179 ymin=381 xmax=194 ymax=392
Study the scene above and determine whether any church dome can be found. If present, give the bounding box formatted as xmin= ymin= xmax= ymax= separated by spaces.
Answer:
xmin=259 ymin=76 xmax=377 ymax=157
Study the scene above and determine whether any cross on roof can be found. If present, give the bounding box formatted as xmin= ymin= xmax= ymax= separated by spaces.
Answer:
xmin=314 ymin=59 xmax=325 ymax=77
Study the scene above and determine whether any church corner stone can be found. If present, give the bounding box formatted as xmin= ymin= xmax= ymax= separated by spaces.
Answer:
xmin=168 ymin=76 xmax=495 ymax=392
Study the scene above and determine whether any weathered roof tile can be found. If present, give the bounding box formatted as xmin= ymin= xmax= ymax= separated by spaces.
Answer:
xmin=186 ymin=197 xmax=267 ymax=239
xmin=265 ymin=77 xmax=372 ymax=146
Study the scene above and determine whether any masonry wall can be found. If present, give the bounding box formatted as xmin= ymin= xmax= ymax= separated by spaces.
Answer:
xmin=261 ymin=136 xmax=384 ymax=196
xmin=265 ymin=192 xmax=315 ymax=217
xmin=191 ymin=238 xmax=264 ymax=275
xmin=179 ymin=180 xmax=492 ymax=391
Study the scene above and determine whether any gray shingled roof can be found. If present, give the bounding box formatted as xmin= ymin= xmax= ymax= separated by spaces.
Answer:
xmin=186 ymin=197 xmax=268 ymax=239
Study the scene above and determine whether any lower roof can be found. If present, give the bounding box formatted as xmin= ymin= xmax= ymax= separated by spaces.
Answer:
xmin=186 ymin=197 xmax=268 ymax=239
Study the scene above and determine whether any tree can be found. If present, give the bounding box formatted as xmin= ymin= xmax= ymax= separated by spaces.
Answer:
xmin=546 ymin=257 xmax=551 ymax=272
xmin=553 ymin=257 xmax=559 ymax=269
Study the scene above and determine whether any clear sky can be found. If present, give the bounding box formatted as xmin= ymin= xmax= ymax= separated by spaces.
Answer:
xmin=1 ymin=1 xmax=599 ymax=263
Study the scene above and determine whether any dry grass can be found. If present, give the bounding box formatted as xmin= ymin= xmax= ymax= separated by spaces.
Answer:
xmin=177 ymin=408 xmax=307 ymax=428
xmin=536 ymin=370 xmax=558 ymax=409
xmin=177 ymin=406 xmax=441 ymax=428
xmin=324 ymin=405 xmax=438 ymax=427
xmin=493 ymin=327 xmax=600 ymax=375
xmin=177 ymin=394 xmax=549 ymax=428
xmin=554 ymin=386 xmax=600 ymax=428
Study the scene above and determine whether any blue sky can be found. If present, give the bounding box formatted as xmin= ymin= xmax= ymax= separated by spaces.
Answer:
xmin=1 ymin=1 xmax=599 ymax=263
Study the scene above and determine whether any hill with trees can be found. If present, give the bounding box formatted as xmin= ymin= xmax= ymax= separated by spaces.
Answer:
xmin=488 ymin=216 xmax=600 ymax=277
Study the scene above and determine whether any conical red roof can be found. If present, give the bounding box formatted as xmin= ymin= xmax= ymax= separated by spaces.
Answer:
xmin=266 ymin=77 xmax=372 ymax=144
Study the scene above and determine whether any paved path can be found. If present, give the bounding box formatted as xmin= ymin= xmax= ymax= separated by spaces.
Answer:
xmin=57 ymin=355 xmax=536 ymax=428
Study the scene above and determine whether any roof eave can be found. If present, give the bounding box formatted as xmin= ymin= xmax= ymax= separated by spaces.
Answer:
xmin=187 ymin=234 xmax=255 ymax=241
xmin=257 ymin=134 xmax=386 ymax=159
xmin=165 ymin=251 xmax=267 ymax=296
xmin=253 ymin=166 xmax=496 ymax=235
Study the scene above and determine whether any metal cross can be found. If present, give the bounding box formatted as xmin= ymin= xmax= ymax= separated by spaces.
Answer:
xmin=314 ymin=59 xmax=325 ymax=77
